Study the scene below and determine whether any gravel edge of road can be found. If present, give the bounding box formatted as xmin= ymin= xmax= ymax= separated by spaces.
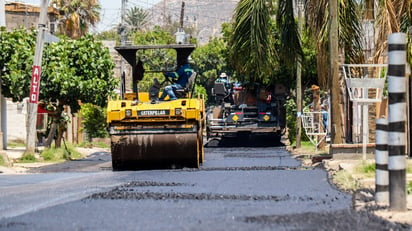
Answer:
xmin=288 ymin=145 xmax=412 ymax=228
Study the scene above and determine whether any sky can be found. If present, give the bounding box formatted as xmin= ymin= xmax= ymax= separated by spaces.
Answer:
xmin=14 ymin=0 xmax=163 ymax=32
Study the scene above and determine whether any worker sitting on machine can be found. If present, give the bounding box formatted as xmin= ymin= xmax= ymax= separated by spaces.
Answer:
xmin=213 ymin=72 xmax=233 ymax=104
xmin=159 ymin=61 xmax=193 ymax=101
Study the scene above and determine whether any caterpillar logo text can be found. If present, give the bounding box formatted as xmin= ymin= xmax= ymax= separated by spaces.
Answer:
xmin=138 ymin=110 xmax=170 ymax=116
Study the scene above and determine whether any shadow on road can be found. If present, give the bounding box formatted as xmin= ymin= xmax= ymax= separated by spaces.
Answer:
xmin=205 ymin=136 xmax=285 ymax=148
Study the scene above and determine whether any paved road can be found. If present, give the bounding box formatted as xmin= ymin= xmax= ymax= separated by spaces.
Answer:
xmin=0 ymin=146 xmax=406 ymax=230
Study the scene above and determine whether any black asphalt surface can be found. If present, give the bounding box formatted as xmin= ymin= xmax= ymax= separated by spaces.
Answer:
xmin=0 ymin=144 xmax=409 ymax=230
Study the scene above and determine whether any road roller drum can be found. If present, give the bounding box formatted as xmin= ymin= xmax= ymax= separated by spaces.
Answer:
xmin=111 ymin=132 xmax=199 ymax=170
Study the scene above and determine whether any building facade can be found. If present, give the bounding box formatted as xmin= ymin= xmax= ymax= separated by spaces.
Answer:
xmin=4 ymin=1 xmax=59 ymax=32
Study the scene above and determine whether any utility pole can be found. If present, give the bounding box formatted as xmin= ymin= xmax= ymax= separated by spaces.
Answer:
xmin=175 ymin=1 xmax=185 ymax=44
xmin=26 ymin=0 xmax=49 ymax=154
xmin=163 ymin=0 xmax=166 ymax=26
xmin=0 ymin=0 xmax=6 ymax=151
xmin=120 ymin=0 xmax=126 ymax=46
xmin=120 ymin=0 xmax=127 ymax=99
xmin=0 ymin=0 xmax=5 ymax=151
xmin=0 ymin=0 xmax=4 ymax=26
xmin=179 ymin=1 xmax=185 ymax=29
xmin=328 ymin=0 xmax=343 ymax=145
xmin=295 ymin=0 xmax=303 ymax=148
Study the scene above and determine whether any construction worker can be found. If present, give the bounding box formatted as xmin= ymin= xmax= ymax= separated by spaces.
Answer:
xmin=159 ymin=62 xmax=193 ymax=101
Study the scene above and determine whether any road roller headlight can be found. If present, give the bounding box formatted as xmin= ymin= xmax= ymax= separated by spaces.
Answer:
xmin=175 ymin=108 xmax=182 ymax=115
xmin=125 ymin=109 xmax=132 ymax=117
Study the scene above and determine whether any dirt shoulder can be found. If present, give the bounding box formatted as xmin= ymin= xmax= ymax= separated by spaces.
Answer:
xmin=289 ymin=146 xmax=412 ymax=227
xmin=0 ymin=147 xmax=111 ymax=174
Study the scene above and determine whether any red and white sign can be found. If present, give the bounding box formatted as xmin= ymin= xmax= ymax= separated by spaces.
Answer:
xmin=29 ymin=65 xmax=41 ymax=104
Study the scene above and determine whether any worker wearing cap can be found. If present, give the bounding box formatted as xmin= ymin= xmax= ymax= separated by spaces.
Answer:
xmin=215 ymin=72 xmax=230 ymax=89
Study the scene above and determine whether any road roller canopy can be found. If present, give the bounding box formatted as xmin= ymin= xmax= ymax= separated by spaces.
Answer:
xmin=115 ymin=44 xmax=196 ymax=69
xmin=115 ymin=44 xmax=196 ymax=95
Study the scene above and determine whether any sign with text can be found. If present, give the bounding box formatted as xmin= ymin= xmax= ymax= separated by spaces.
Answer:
xmin=29 ymin=65 xmax=41 ymax=103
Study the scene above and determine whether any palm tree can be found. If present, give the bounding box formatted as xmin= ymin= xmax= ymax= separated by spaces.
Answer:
xmin=305 ymin=0 xmax=411 ymax=144
xmin=373 ymin=0 xmax=411 ymax=62
xmin=228 ymin=0 xmax=276 ymax=84
xmin=305 ymin=0 xmax=364 ymax=88
xmin=229 ymin=0 xmax=410 ymax=145
xmin=125 ymin=6 xmax=149 ymax=32
xmin=52 ymin=0 xmax=101 ymax=39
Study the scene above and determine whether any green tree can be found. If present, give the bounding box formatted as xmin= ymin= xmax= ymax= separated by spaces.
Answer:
xmin=229 ymin=0 xmax=276 ymax=85
xmin=41 ymin=35 xmax=117 ymax=147
xmin=305 ymin=0 xmax=364 ymax=88
xmin=52 ymin=0 xmax=101 ymax=39
xmin=0 ymin=29 xmax=117 ymax=148
xmin=95 ymin=29 xmax=119 ymax=41
xmin=80 ymin=103 xmax=108 ymax=139
xmin=0 ymin=28 xmax=36 ymax=101
xmin=373 ymin=0 xmax=411 ymax=61
xmin=191 ymin=37 xmax=231 ymax=104
xmin=131 ymin=27 xmax=176 ymax=91
xmin=125 ymin=7 xmax=149 ymax=32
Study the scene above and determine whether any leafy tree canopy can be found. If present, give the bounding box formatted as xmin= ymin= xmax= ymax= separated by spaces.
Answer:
xmin=125 ymin=6 xmax=150 ymax=32
xmin=52 ymin=0 xmax=101 ymax=39
xmin=0 ymin=27 xmax=36 ymax=100
xmin=131 ymin=26 xmax=178 ymax=91
xmin=0 ymin=28 xmax=118 ymax=114
xmin=229 ymin=0 xmax=275 ymax=84
xmin=191 ymin=37 xmax=231 ymax=103
xmin=42 ymin=34 xmax=117 ymax=113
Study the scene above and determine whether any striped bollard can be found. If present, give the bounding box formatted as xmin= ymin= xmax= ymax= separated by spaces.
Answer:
xmin=375 ymin=118 xmax=388 ymax=204
xmin=387 ymin=32 xmax=407 ymax=211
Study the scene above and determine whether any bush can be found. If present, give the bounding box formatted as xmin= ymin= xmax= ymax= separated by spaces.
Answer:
xmin=285 ymin=98 xmax=310 ymax=145
xmin=194 ymin=85 xmax=208 ymax=105
xmin=408 ymin=181 xmax=412 ymax=195
xmin=41 ymin=144 xmax=83 ymax=161
xmin=8 ymin=139 xmax=25 ymax=148
xmin=333 ymin=170 xmax=359 ymax=192
xmin=0 ymin=155 xmax=5 ymax=166
xmin=356 ymin=162 xmax=375 ymax=173
xmin=80 ymin=103 xmax=108 ymax=140
xmin=19 ymin=153 xmax=36 ymax=163
xmin=285 ymin=98 xmax=297 ymax=145
xmin=77 ymin=141 xmax=110 ymax=149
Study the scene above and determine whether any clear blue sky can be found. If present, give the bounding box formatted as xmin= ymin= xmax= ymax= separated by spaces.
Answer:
xmin=17 ymin=0 xmax=162 ymax=32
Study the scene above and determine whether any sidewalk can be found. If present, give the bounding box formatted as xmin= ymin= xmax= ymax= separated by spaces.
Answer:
xmin=323 ymin=153 xmax=412 ymax=226
xmin=0 ymin=147 xmax=43 ymax=174
xmin=0 ymin=146 xmax=105 ymax=174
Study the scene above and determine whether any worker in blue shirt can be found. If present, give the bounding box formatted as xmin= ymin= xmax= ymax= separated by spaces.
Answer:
xmin=159 ymin=62 xmax=193 ymax=100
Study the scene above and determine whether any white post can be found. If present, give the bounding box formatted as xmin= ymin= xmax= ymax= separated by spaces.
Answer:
xmin=387 ymin=32 xmax=407 ymax=211
xmin=362 ymin=103 xmax=368 ymax=160
xmin=375 ymin=118 xmax=389 ymax=204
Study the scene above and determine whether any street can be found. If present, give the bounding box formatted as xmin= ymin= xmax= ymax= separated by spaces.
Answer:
xmin=0 ymin=146 xmax=407 ymax=230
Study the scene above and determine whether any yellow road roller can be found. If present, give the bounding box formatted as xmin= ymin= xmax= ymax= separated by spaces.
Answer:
xmin=107 ymin=44 xmax=205 ymax=170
